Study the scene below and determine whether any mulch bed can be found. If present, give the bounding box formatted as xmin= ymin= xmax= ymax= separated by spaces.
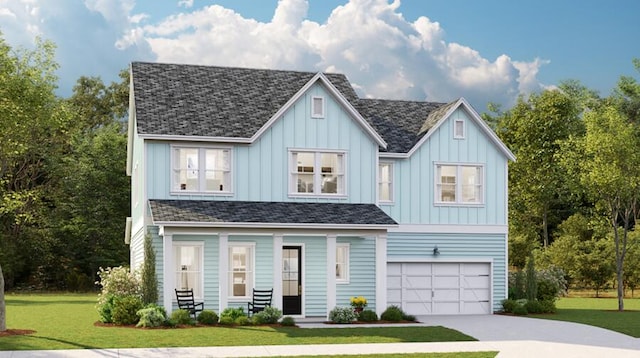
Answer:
xmin=0 ymin=329 xmax=36 ymax=337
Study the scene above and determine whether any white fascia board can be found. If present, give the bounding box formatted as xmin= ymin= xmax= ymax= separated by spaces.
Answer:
xmin=405 ymin=98 xmax=516 ymax=162
xmin=152 ymin=221 xmax=397 ymax=231
xmin=138 ymin=134 xmax=252 ymax=143
xmin=126 ymin=67 xmax=136 ymax=176
xmin=379 ymin=152 xmax=409 ymax=159
xmin=389 ymin=224 xmax=508 ymax=234
xmin=250 ymin=72 xmax=388 ymax=149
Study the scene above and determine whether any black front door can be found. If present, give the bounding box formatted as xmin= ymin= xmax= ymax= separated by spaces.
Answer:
xmin=282 ymin=246 xmax=302 ymax=315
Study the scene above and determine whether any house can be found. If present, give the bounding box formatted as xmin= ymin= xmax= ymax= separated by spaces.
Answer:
xmin=125 ymin=62 xmax=515 ymax=318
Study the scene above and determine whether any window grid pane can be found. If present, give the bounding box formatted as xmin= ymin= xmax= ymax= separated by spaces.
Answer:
xmin=436 ymin=164 xmax=483 ymax=204
xmin=229 ymin=246 xmax=253 ymax=297
xmin=379 ymin=163 xmax=392 ymax=201
xmin=292 ymin=151 xmax=345 ymax=195
xmin=174 ymin=245 xmax=202 ymax=298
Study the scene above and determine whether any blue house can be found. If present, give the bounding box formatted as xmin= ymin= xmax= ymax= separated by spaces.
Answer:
xmin=125 ymin=62 xmax=515 ymax=318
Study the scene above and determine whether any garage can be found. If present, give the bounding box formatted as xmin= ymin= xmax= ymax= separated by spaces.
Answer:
xmin=387 ymin=262 xmax=491 ymax=315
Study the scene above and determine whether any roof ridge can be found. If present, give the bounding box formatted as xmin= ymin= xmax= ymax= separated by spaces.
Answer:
xmin=132 ymin=61 xmax=344 ymax=77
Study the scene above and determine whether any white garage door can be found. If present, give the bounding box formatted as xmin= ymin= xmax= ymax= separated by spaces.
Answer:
xmin=387 ymin=262 xmax=491 ymax=315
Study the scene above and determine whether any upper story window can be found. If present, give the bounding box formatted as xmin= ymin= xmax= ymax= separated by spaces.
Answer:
xmin=379 ymin=162 xmax=393 ymax=203
xmin=454 ymin=119 xmax=465 ymax=139
xmin=290 ymin=150 xmax=346 ymax=196
xmin=172 ymin=146 xmax=231 ymax=194
xmin=435 ymin=164 xmax=483 ymax=205
xmin=311 ymin=96 xmax=325 ymax=118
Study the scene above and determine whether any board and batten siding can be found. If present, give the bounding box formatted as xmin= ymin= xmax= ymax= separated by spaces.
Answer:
xmin=130 ymin=122 xmax=145 ymax=234
xmin=387 ymin=232 xmax=507 ymax=312
xmin=381 ymin=108 xmax=508 ymax=226
xmin=335 ymin=237 xmax=377 ymax=311
xmin=143 ymin=83 xmax=379 ymax=204
xmin=284 ymin=236 xmax=327 ymax=317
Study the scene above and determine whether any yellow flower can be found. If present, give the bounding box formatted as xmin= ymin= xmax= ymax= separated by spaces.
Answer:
xmin=350 ymin=296 xmax=368 ymax=308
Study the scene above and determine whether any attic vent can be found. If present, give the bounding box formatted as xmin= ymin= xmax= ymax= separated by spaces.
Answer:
xmin=312 ymin=96 xmax=325 ymax=118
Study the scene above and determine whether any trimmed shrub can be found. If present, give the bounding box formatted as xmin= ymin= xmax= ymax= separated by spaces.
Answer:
xmin=136 ymin=305 xmax=167 ymax=328
xmin=403 ymin=313 xmax=417 ymax=322
xmin=96 ymin=266 xmax=141 ymax=323
xmin=197 ymin=310 xmax=218 ymax=325
xmin=513 ymin=304 xmax=528 ymax=316
xmin=253 ymin=306 xmax=282 ymax=324
xmin=236 ymin=316 xmax=251 ymax=326
xmin=218 ymin=316 xmax=235 ymax=325
xmin=380 ymin=305 xmax=404 ymax=322
xmin=501 ymin=299 xmax=517 ymax=313
xmin=280 ymin=316 xmax=296 ymax=326
xmin=170 ymin=309 xmax=195 ymax=325
xmin=220 ymin=307 xmax=246 ymax=322
xmin=525 ymin=299 xmax=544 ymax=314
xmin=329 ymin=306 xmax=357 ymax=323
xmin=539 ymin=299 xmax=557 ymax=314
xmin=357 ymin=309 xmax=378 ymax=322
xmin=98 ymin=294 xmax=117 ymax=323
xmin=112 ymin=295 xmax=143 ymax=325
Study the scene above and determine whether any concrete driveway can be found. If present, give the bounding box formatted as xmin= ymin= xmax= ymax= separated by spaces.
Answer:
xmin=422 ymin=314 xmax=640 ymax=350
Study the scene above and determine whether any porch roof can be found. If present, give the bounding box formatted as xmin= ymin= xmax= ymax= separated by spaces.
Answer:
xmin=149 ymin=200 xmax=397 ymax=229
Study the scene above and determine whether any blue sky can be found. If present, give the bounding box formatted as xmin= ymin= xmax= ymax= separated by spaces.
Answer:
xmin=1 ymin=0 xmax=638 ymax=111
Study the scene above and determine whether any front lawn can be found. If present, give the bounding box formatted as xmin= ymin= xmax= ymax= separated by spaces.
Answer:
xmin=531 ymin=297 xmax=640 ymax=337
xmin=0 ymin=293 xmax=475 ymax=351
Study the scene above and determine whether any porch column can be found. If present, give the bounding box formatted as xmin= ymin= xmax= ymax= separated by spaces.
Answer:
xmin=326 ymin=234 xmax=337 ymax=318
xmin=163 ymin=232 xmax=174 ymax=314
xmin=375 ymin=233 xmax=387 ymax=316
xmin=219 ymin=232 xmax=229 ymax=313
xmin=273 ymin=234 xmax=283 ymax=311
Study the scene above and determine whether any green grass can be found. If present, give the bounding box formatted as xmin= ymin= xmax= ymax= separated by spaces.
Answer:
xmin=0 ymin=293 xmax=475 ymax=351
xmin=531 ymin=297 xmax=640 ymax=337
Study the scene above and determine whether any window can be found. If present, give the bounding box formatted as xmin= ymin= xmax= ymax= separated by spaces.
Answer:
xmin=290 ymin=151 xmax=345 ymax=196
xmin=336 ymin=244 xmax=349 ymax=283
xmin=229 ymin=244 xmax=254 ymax=298
xmin=436 ymin=164 xmax=483 ymax=204
xmin=312 ymin=96 xmax=325 ymax=118
xmin=174 ymin=243 xmax=203 ymax=299
xmin=172 ymin=146 xmax=231 ymax=193
xmin=454 ymin=119 xmax=465 ymax=139
xmin=379 ymin=162 xmax=393 ymax=202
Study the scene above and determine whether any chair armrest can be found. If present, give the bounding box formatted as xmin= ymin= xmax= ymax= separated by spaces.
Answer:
xmin=195 ymin=302 xmax=204 ymax=309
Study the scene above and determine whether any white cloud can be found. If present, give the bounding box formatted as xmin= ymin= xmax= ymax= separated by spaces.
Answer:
xmin=178 ymin=0 xmax=194 ymax=8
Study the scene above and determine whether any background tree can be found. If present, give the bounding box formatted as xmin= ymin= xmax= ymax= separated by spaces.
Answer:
xmin=495 ymin=90 xmax=582 ymax=248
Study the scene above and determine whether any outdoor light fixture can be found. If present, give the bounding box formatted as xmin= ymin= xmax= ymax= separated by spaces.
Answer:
xmin=433 ymin=245 xmax=440 ymax=256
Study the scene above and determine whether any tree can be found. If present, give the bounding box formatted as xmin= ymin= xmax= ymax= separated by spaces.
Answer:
xmin=496 ymin=90 xmax=582 ymax=248
xmin=1 ymin=263 xmax=5 ymax=331
xmin=562 ymin=104 xmax=640 ymax=310
xmin=141 ymin=234 xmax=158 ymax=305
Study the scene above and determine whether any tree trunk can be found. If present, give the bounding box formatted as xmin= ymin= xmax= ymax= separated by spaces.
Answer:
xmin=0 ymin=263 xmax=6 ymax=331
xmin=542 ymin=210 xmax=549 ymax=248
xmin=614 ymin=225 xmax=625 ymax=311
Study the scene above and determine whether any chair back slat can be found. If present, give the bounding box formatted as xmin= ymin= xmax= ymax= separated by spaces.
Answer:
xmin=247 ymin=288 xmax=273 ymax=316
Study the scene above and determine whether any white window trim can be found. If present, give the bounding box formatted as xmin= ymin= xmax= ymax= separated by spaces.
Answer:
xmin=311 ymin=96 xmax=325 ymax=118
xmin=378 ymin=161 xmax=394 ymax=204
xmin=228 ymin=242 xmax=256 ymax=301
xmin=454 ymin=118 xmax=465 ymax=139
xmin=170 ymin=144 xmax=233 ymax=196
xmin=336 ymin=243 xmax=350 ymax=284
xmin=288 ymin=149 xmax=347 ymax=198
xmin=434 ymin=162 xmax=485 ymax=206
xmin=173 ymin=241 xmax=205 ymax=300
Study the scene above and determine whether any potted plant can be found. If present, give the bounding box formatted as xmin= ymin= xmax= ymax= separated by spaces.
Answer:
xmin=350 ymin=296 xmax=367 ymax=314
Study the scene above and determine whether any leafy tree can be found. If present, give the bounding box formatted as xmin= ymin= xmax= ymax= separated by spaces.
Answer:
xmin=0 ymin=263 xmax=4 ymax=331
xmin=141 ymin=234 xmax=158 ymax=305
xmin=623 ymin=231 xmax=640 ymax=297
xmin=495 ymin=90 xmax=582 ymax=248
xmin=561 ymin=104 xmax=640 ymax=309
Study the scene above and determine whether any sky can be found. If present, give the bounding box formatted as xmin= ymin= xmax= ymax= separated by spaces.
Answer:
xmin=0 ymin=0 xmax=638 ymax=111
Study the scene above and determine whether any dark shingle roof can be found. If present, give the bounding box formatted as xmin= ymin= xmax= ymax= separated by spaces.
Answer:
xmin=131 ymin=62 xmax=357 ymax=138
xmin=149 ymin=200 xmax=397 ymax=227
xmin=132 ymin=62 xmax=451 ymax=153
xmin=355 ymin=99 xmax=448 ymax=153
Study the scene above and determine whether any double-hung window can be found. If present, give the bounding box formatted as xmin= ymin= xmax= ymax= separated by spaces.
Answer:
xmin=435 ymin=164 xmax=483 ymax=204
xmin=172 ymin=146 xmax=231 ymax=193
xmin=379 ymin=162 xmax=393 ymax=203
xmin=174 ymin=243 xmax=203 ymax=299
xmin=336 ymin=244 xmax=350 ymax=283
xmin=229 ymin=244 xmax=254 ymax=298
xmin=290 ymin=150 xmax=345 ymax=196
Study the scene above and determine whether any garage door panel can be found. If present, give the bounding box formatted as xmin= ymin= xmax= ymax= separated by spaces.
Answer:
xmin=404 ymin=276 xmax=432 ymax=288
xmin=434 ymin=276 xmax=459 ymax=288
xmin=463 ymin=301 xmax=491 ymax=314
xmin=434 ymin=289 xmax=459 ymax=300
xmin=403 ymin=302 xmax=432 ymax=315
xmin=387 ymin=289 xmax=402 ymax=302
xmin=433 ymin=302 xmax=460 ymax=314
xmin=433 ymin=263 xmax=459 ymax=275
xmin=463 ymin=263 xmax=491 ymax=275
xmin=387 ymin=276 xmax=402 ymax=289
xmin=387 ymin=263 xmax=402 ymax=275
xmin=404 ymin=289 xmax=432 ymax=301
xmin=404 ymin=263 xmax=431 ymax=275
xmin=463 ymin=288 xmax=490 ymax=301
xmin=462 ymin=276 xmax=490 ymax=288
